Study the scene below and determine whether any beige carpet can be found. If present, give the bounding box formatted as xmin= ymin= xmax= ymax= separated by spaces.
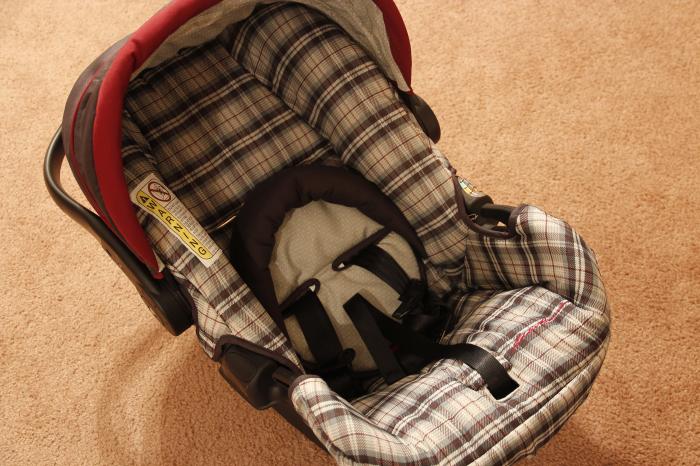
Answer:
xmin=1 ymin=1 xmax=698 ymax=464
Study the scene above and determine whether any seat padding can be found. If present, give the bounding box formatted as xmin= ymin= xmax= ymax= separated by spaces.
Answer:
xmin=123 ymin=37 xmax=336 ymax=231
xmin=119 ymin=4 xmax=610 ymax=464
xmin=232 ymin=3 xmax=471 ymax=269
xmin=228 ymin=165 xmax=424 ymax=372
xmin=273 ymin=200 xmax=421 ymax=371
xmin=291 ymin=206 xmax=610 ymax=465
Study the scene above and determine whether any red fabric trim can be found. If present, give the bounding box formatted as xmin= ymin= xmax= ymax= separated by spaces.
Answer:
xmin=372 ymin=0 xmax=412 ymax=90
xmin=92 ymin=0 xmax=221 ymax=274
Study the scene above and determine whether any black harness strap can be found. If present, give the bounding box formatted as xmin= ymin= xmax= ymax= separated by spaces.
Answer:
xmin=347 ymin=244 xmax=409 ymax=294
xmin=284 ymin=290 xmax=363 ymax=398
xmin=345 ymin=244 xmax=425 ymax=319
xmin=344 ymin=293 xmax=519 ymax=399
xmin=287 ymin=290 xmax=344 ymax=366
xmin=383 ymin=317 xmax=519 ymax=400
xmin=344 ymin=244 xmax=449 ymax=336
xmin=344 ymin=294 xmax=406 ymax=385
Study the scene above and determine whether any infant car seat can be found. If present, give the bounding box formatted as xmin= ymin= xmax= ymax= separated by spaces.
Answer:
xmin=45 ymin=2 xmax=610 ymax=464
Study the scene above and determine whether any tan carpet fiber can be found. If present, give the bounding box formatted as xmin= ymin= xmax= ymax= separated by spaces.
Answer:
xmin=2 ymin=1 xmax=698 ymax=464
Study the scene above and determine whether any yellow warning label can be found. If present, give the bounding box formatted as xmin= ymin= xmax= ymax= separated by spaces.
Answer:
xmin=135 ymin=190 xmax=214 ymax=260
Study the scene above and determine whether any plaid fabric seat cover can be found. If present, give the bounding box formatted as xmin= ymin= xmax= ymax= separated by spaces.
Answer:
xmin=292 ymin=206 xmax=610 ymax=465
xmin=120 ymin=3 xmax=610 ymax=464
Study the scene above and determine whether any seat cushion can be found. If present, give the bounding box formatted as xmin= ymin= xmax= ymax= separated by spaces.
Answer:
xmin=227 ymin=164 xmax=425 ymax=373
xmin=231 ymin=3 xmax=471 ymax=269
xmin=270 ymin=200 xmax=421 ymax=371
xmin=291 ymin=206 xmax=610 ymax=465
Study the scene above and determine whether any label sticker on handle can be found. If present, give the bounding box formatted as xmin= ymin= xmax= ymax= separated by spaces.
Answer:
xmin=130 ymin=174 xmax=222 ymax=267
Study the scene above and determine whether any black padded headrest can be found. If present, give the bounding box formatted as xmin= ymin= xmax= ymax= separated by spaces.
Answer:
xmin=229 ymin=164 xmax=424 ymax=328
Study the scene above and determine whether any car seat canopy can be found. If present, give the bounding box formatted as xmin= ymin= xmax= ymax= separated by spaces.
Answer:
xmin=54 ymin=1 xmax=611 ymax=465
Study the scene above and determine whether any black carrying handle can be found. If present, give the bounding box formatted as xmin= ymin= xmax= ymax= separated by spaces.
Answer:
xmin=44 ymin=127 xmax=157 ymax=292
xmin=44 ymin=127 xmax=193 ymax=335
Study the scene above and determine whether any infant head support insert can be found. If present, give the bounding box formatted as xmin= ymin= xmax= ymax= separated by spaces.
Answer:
xmin=229 ymin=164 xmax=518 ymax=400
xmin=45 ymin=1 xmax=610 ymax=464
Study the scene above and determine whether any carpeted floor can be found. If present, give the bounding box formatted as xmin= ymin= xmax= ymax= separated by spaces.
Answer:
xmin=1 ymin=1 xmax=698 ymax=464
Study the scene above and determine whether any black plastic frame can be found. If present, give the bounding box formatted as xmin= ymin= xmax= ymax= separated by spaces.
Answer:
xmin=400 ymin=92 xmax=441 ymax=143
xmin=44 ymin=127 xmax=193 ymax=335
xmin=215 ymin=338 xmax=322 ymax=447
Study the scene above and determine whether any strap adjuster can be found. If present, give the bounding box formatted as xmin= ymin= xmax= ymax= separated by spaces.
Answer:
xmin=393 ymin=279 xmax=425 ymax=319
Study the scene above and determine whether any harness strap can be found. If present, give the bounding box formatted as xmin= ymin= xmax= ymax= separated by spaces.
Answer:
xmin=344 ymin=294 xmax=519 ymax=399
xmin=345 ymin=244 xmax=424 ymax=319
xmin=344 ymin=294 xmax=406 ymax=384
xmin=345 ymin=244 xmax=448 ymax=336
xmin=284 ymin=290 xmax=364 ymax=397
xmin=347 ymin=244 xmax=408 ymax=294
xmin=287 ymin=290 xmax=344 ymax=366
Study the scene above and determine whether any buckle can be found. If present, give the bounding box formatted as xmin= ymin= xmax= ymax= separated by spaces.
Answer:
xmin=393 ymin=279 xmax=425 ymax=319
xmin=304 ymin=348 xmax=356 ymax=376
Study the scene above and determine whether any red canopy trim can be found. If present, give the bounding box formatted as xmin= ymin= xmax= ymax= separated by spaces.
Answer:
xmin=372 ymin=0 xmax=412 ymax=91
xmin=87 ymin=0 xmax=413 ymax=275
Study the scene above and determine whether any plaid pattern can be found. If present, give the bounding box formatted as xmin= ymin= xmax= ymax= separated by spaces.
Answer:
xmin=291 ymin=206 xmax=610 ymax=465
xmin=124 ymin=38 xmax=335 ymax=231
xmin=232 ymin=3 xmax=471 ymax=271
xmin=120 ymin=3 xmax=609 ymax=464
xmin=119 ymin=36 xmax=334 ymax=361
xmin=121 ymin=117 xmax=301 ymax=363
